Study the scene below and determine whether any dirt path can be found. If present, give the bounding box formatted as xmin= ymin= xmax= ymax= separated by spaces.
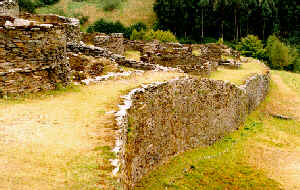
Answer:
xmin=248 ymin=72 xmax=300 ymax=190
xmin=268 ymin=74 xmax=300 ymax=120
xmin=0 ymin=71 xmax=183 ymax=190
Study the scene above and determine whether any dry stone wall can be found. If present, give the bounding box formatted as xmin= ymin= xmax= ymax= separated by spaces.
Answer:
xmin=19 ymin=13 xmax=81 ymax=43
xmin=116 ymin=72 xmax=270 ymax=189
xmin=0 ymin=16 xmax=70 ymax=95
xmin=0 ymin=0 xmax=18 ymax=17
xmin=81 ymin=32 xmax=124 ymax=55
xmin=67 ymin=42 xmax=161 ymax=71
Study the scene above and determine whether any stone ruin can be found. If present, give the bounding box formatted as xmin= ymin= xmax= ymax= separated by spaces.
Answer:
xmin=0 ymin=0 xmax=18 ymax=17
xmin=0 ymin=0 xmax=241 ymax=97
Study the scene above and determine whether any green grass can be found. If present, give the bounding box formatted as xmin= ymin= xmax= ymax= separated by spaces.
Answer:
xmin=273 ymin=70 xmax=300 ymax=95
xmin=136 ymin=113 xmax=282 ymax=190
xmin=210 ymin=58 xmax=267 ymax=85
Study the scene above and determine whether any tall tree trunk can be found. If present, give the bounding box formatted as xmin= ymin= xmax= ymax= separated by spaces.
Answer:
xmin=234 ymin=9 xmax=237 ymax=41
xmin=202 ymin=8 xmax=204 ymax=39
xmin=221 ymin=21 xmax=224 ymax=39
xmin=263 ymin=20 xmax=266 ymax=41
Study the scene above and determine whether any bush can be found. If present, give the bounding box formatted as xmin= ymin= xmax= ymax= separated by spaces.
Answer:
xmin=124 ymin=22 xmax=147 ymax=38
xmin=236 ymin=35 xmax=267 ymax=60
xmin=103 ymin=0 xmax=122 ymax=11
xmin=18 ymin=0 xmax=37 ymax=13
xmin=87 ymin=19 xmax=126 ymax=34
xmin=130 ymin=29 xmax=177 ymax=43
xmin=38 ymin=0 xmax=59 ymax=6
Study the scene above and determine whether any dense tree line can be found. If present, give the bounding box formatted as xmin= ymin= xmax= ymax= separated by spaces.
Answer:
xmin=153 ymin=0 xmax=299 ymax=43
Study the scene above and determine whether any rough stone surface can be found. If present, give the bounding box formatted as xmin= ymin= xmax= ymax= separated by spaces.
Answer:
xmin=67 ymin=42 xmax=160 ymax=71
xmin=67 ymin=52 xmax=105 ymax=81
xmin=19 ymin=13 xmax=81 ymax=43
xmin=0 ymin=0 xmax=18 ymax=17
xmin=0 ymin=15 xmax=70 ymax=95
xmin=81 ymin=32 xmax=124 ymax=55
xmin=116 ymin=72 xmax=270 ymax=189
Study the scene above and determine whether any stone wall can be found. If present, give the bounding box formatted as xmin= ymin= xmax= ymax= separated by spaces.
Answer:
xmin=67 ymin=42 xmax=162 ymax=71
xmin=81 ymin=32 xmax=124 ymax=55
xmin=19 ymin=13 xmax=81 ymax=43
xmin=123 ymin=41 xmax=222 ymax=75
xmin=0 ymin=16 xmax=70 ymax=95
xmin=0 ymin=0 xmax=18 ymax=17
xmin=115 ymin=72 xmax=270 ymax=189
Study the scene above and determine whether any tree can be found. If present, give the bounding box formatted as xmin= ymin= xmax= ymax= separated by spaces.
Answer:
xmin=213 ymin=0 xmax=230 ymax=39
xmin=259 ymin=0 xmax=276 ymax=41
xmin=198 ymin=0 xmax=210 ymax=40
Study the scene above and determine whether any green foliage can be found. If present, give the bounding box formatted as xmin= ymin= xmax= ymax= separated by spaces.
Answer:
xmin=38 ymin=0 xmax=59 ymax=6
xmin=153 ymin=0 xmax=299 ymax=43
xmin=288 ymin=46 xmax=300 ymax=73
xmin=236 ymin=35 xmax=267 ymax=60
xmin=87 ymin=19 xmax=147 ymax=38
xmin=102 ymin=0 xmax=122 ymax=11
xmin=73 ymin=12 xmax=89 ymax=25
xmin=130 ymin=29 xmax=177 ymax=43
xmin=18 ymin=0 xmax=60 ymax=13
xmin=124 ymin=22 xmax=147 ymax=38
xmin=87 ymin=19 xmax=126 ymax=34
xmin=216 ymin=37 xmax=224 ymax=45
xmin=266 ymin=35 xmax=299 ymax=70
xmin=18 ymin=0 xmax=37 ymax=13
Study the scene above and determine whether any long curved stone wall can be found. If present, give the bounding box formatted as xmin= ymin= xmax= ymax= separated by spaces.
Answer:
xmin=115 ymin=72 xmax=270 ymax=189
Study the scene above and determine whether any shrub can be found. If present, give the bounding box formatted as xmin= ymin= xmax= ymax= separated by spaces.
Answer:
xmin=216 ymin=37 xmax=224 ymax=45
xmin=18 ymin=0 xmax=37 ymax=13
xmin=87 ymin=19 xmax=126 ymax=34
xmin=38 ymin=0 xmax=59 ymax=6
xmin=130 ymin=29 xmax=177 ymax=43
xmin=102 ymin=0 xmax=122 ymax=11
xmin=236 ymin=35 xmax=267 ymax=60
xmin=124 ymin=22 xmax=147 ymax=38
xmin=266 ymin=35 xmax=298 ymax=70
xmin=72 ymin=13 xmax=89 ymax=25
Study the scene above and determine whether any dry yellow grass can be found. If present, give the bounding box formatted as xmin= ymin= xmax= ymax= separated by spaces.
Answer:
xmin=38 ymin=0 xmax=156 ymax=27
xmin=0 ymin=71 xmax=183 ymax=190
xmin=210 ymin=57 xmax=267 ymax=85
xmin=124 ymin=50 xmax=141 ymax=61
xmin=245 ymin=72 xmax=300 ymax=190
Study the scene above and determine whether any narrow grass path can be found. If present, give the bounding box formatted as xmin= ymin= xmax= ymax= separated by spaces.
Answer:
xmin=248 ymin=71 xmax=300 ymax=190
xmin=0 ymin=71 xmax=183 ymax=190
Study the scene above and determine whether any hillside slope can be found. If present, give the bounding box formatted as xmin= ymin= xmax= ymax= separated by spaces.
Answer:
xmin=36 ymin=0 xmax=156 ymax=27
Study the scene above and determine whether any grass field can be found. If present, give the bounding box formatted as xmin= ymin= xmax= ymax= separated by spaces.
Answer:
xmin=210 ymin=57 xmax=267 ymax=85
xmin=36 ymin=0 xmax=156 ymax=29
xmin=135 ymin=70 xmax=300 ymax=190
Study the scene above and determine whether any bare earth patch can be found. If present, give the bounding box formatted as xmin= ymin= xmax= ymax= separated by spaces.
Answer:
xmin=0 ymin=71 xmax=183 ymax=190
